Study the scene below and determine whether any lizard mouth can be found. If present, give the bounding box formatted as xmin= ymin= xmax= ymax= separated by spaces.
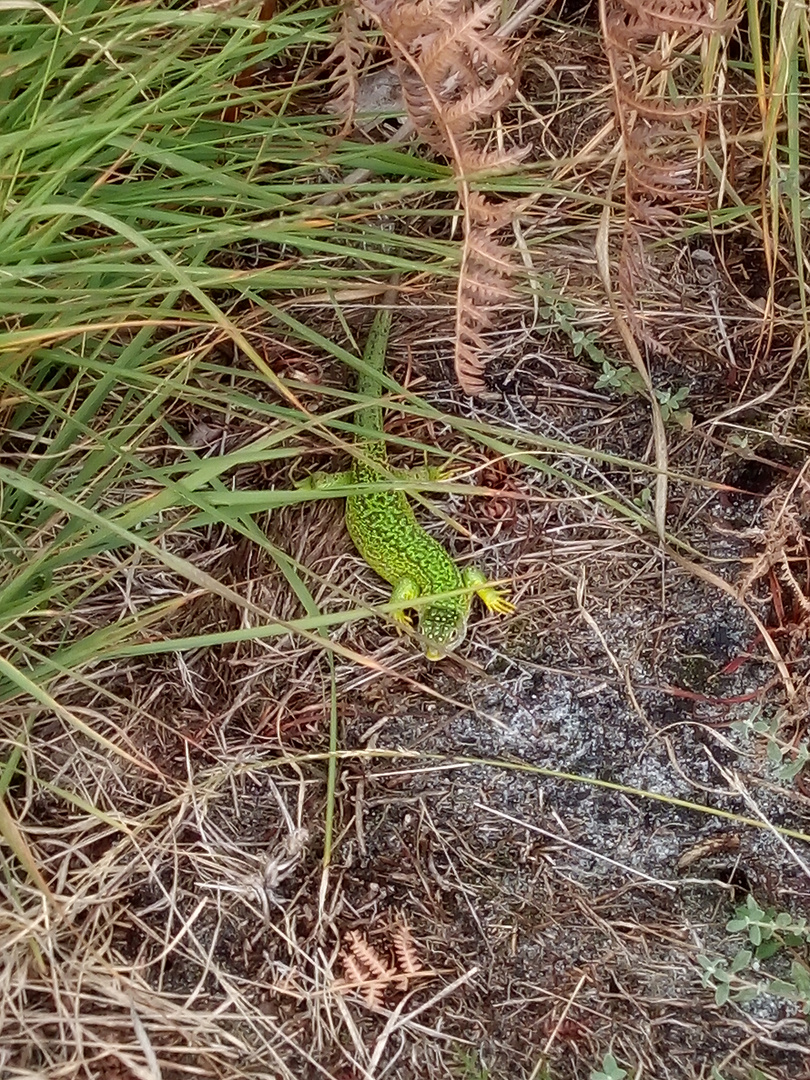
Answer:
xmin=424 ymin=646 xmax=446 ymax=662
xmin=422 ymin=625 xmax=467 ymax=662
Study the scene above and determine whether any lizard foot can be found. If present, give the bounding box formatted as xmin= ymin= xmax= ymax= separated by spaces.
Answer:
xmin=392 ymin=461 xmax=464 ymax=484
xmin=477 ymin=587 xmax=515 ymax=615
xmin=389 ymin=577 xmax=420 ymax=632
xmin=463 ymin=567 xmax=515 ymax=615
xmin=433 ymin=460 xmax=468 ymax=483
xmin=391 ymin=610 xmax=413 ymax=634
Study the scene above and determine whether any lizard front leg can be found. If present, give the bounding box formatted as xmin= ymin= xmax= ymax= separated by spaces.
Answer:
xmin=463 ymin=566 xmax=515 ymax=615
xmin=295 ymin=469 xmax=354 ymax=491
xmin=391 ymin=461 xmax=465 ymax=483
xmin=388 ymin=576 xmax=421 ymax=629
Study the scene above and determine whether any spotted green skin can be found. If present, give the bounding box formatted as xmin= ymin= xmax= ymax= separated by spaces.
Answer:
xmin=347 ymin=439 xmax=468 ymax=655
xmin=301 ymin=302 xmax=511 ymax=658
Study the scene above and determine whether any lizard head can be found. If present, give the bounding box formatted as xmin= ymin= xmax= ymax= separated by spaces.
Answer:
xmin=419 ymin=601 xmax=468 ymax=661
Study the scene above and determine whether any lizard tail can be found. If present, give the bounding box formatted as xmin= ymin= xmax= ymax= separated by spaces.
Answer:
xmin=354 ymin=280 xmax=399 ymax=440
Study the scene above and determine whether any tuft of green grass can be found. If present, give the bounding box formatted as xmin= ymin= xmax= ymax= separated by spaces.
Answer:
xmin=745 ymin=0 xmax=810 ymax=353
xmin=0 ymin=0 xmax=442 ymax=707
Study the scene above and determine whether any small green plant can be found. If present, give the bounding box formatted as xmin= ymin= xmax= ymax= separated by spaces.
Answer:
xmin=727 ymin=894 xmax=810 ymax=957
xmin=540 ymin=296 xmax=614 ymax=369
xmin=454 ymin=1049 xmax=489 ymax=1080
xmin=726 ymin=430 xmax=753 ymax=451
xmin=654 ymin=384 xmax=691 ymax=426
xmin=539 ymin=287 xmax=692 ymax=428
xmin=697 ymin=894 xmax=810 ymax=1010
xmin=594 ymin=360 xmax=645 ymax=395
xmin=593 ymin=361 xmax=692 ymax=427
xmin=590 ymin=1053 xmax=628 ymax=1080
xmin=632 ymin=485 xmax=654 ymax=512
xmin=732 ymin=708 xmax=810 ymax=782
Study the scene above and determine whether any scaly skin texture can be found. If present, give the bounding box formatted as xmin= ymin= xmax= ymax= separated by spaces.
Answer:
xmin=300 ymin=299 xmax=513 ymax=659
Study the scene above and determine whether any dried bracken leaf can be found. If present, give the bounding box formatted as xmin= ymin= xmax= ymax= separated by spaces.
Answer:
xmin=346 ymin=929 xmax=395 ymax=981
xmin=676 ymin=833 xmax=740 ymax=872
xmin=392 ymin=920 xmax=423 ymax=977
xmin=336 ymin=922 xmax=428 ymax=1005
xmin=740 ymin=478 xmax=810 ymax=623
xmin=455 ymin=202 xmax=520 ymax=395
xmin=341 ymin=949 xmax=387 ymax=1007
xmin=327 ymin=3 xmax=371 ymax=133
xmin=419 ymin=0 xmax=508 ymax=75
xmin=355 ymin=0 xmax=526 ymax=392
xmin=601 ymin=0 xmax=741 ymax=330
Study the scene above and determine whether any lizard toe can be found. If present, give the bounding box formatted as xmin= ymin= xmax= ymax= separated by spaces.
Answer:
xmin=478 ymin=587 xmax=515 ymax=615
xmin=391 ymin=609 xmax=413 ymax=631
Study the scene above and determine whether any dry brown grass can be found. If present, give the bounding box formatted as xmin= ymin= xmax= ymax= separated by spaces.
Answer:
xmin=4 ymin=294 xmax=810 ymax=1079
xmin=2 ymin=1 xmax=810 ymax=1078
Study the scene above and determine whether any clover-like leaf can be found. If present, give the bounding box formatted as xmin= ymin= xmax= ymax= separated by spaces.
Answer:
xmin=767 ymin=738 xmax=784 ymax=764
xmin=768 ymin=978 xmax=798 ymax=999
xmin=791 ymin=960 xmax=810 ymax=994
xmin=729 ymin=949 xmax=752 ymax=974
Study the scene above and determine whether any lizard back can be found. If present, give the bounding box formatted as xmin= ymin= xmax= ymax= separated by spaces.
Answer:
xmin=347 ymin=304 xmax=466 ymax=604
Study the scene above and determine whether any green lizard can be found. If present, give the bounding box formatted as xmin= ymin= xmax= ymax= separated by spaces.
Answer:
xmin=297 ymin=295 xmax=513 ymax=660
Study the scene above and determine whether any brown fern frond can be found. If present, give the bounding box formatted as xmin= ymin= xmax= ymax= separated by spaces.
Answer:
xmin=601 ymin=0 xmax=741 ymax=328
xmin=459 ymin=143 xmax=532 ymax=175
xmin=337 ymin=931 xmax=397 ymax=1007
xmin=418 ymin=0 xmax=506 ymax=74
xmin=346 ymin=929 xmax=396 ymax=981
xmin=385 ymin=0 xmax=472 ymax=48
xmin=465 ymin=191 xmax=521 ymax=227
xmin=456 ymin=296 xmax=495 ymax=395
xmin=455 ymin=342 xmax=489 ymax=396
xmin=454 ymin=198 xmax=520 ymax=394
xmin=740 ymin=478 xmax=810 ymax=638
xmin=341 ymin=952 xmax=369 ymax=988
xmin=392 ymin=921 xmax=423 ymax=977
xmin=443 ymin=75 xmax=517 ymax=133
xmin=355 ymin=0 xmax=525 ymax=392
xmin=606 ymin=0 xmax=734 ymax=44
xmin=336 ymin=924 xmax=431 ymax=1006
xmin=327 ymin=3 xmax=370 ymax=133
xmin=397 ymin=72 xmax=450 ymax=152
xmin=340 ymin=951 xmax=386 ymax=1007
